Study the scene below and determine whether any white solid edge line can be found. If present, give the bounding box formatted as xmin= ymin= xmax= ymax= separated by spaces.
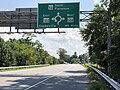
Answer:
xmin=24 ymin=65 xmax=72 ymax=90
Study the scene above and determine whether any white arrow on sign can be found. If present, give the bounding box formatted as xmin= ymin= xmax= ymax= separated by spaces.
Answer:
xmin=52 ymin=12 xmax=65 ymax=25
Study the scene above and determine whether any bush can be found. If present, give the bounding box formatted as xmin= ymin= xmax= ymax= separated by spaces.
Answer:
xmin=71 ymin=58 xmax=80 ymax=64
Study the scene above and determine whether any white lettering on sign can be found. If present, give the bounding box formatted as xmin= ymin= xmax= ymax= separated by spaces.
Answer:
xmin=65 ymin=25 xmax=69 ymax=27
xmin=71 ymin=25 xmax=78 ymax=27
xmin=55 ymin=4 xmax=63 ymax=7
xmin=43 ymin=14 xmax=49 ymax=17
xmin=40 ymin=25 xmax=56 ymax=28
xmin=55 ymin=8 xmax=69 ymax=10
xmin=67 ymin=14 xmax=74 ymax=17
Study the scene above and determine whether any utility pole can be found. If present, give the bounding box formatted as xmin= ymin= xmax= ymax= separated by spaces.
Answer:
xmin=107 ymin=0 xmax=112 ymax=75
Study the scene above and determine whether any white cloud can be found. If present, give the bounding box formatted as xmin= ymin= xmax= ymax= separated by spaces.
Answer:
xmin=5 ymin=9 xmax=10 ymax=11
xmin=0 ymin=28 xmax=88 ymax=58
xmin=93 ymin=0 xmax=101 ymax=5
xmin=34 ymin=28 xmax=88 ymax=57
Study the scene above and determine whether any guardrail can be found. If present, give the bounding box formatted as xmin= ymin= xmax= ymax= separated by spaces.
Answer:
xmin=87 ymin=65 xmax=120 ymax=90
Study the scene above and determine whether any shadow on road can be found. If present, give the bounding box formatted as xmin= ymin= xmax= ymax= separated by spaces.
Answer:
xmin=0 ymin=73 xmax=89 ymax=90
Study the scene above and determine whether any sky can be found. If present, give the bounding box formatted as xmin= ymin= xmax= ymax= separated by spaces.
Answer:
xmin=0 ymin=0 xmax=100 ymax=11
xmin=0 ymin=0 xmax=101 ymax=58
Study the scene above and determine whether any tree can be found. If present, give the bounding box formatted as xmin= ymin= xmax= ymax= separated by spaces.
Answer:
xmin=0 ymin=42 xmax=16 ymax=66
xmin=34 ymin=40 xmax=43 ymax=64
xmin=64 ymin=55 xmax=71 ymax=63
xmin=72 ymin=52 xmax=78 ymax=58
xmin=80 ymin=5 xmax=108 ymax=67
xmin=100 ymin=0 xmax=120 ymax=80
xmin=0 ymin=36 xmax=60 ymax=66
xmin=71 ymin=58 xmax=80 ymax=64
xmin=57 ymin=48 xmax=67 ymax=61
xmin=46 ymin=56 xmax=53 ymax=65
xmin=80 ymin=0 xmax=120 ymax=81
xmin=8 ymin=38 xmax=37 ymax=66
xmin=52 ymin=56 xmax=59 ymax=64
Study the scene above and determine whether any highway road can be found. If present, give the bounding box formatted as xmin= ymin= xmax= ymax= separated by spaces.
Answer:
xmin=0 ymin=64 xmax=89 ymax=90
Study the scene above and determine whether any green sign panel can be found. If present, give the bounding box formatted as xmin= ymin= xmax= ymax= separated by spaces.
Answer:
xmin=38 ymin=3 xmax=80 ymax=28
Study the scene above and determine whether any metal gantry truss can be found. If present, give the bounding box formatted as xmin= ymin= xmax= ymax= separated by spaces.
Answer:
xmin=0 ymin=8 xmax=65 ymax=34
xmin=0 ymin=8 xmax=110 ymax=34
xmin=0 ymin=8 xmax=37 ymax=29
xmin=80 ymin=10 xmax=108 ymax=22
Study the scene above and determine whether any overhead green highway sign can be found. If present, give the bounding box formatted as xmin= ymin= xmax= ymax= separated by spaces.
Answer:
xmin=38 ymin=3 xmax=80 ymax=28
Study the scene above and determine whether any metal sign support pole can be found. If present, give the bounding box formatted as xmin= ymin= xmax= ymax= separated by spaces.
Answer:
xmin=107 ymin=8 xmax=112 ymax=76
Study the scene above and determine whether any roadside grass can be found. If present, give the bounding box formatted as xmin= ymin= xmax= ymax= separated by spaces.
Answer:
xmin=91 ymin=64 xmax=120 ymax=83
xmin=0 ymin=64 xmax=50 ymax=72
xmin=91 ymin=64 xmax=107 ymax=73
xmin=84 ymin=65 xmax=111 ymax=90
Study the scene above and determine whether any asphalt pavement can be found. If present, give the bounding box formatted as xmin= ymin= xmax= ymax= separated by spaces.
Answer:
xmin=0 ymin=64 xmax=89 ymax=90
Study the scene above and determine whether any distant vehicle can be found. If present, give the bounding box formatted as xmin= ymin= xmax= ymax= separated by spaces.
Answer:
xmin=64 ymin=62 xmax=69 ymax=64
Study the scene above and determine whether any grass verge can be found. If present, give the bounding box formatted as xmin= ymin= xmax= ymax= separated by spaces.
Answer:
xmin=0 ymin=64 xmax=50 ymax=72
xmin=84 ymin=65 xmax=111 ymax=90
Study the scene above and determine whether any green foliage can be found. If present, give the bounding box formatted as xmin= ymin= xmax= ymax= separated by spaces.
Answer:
xmin=79 ymin=53 xmax=89 ymax=64
xmin=0 ymin=42 xmax=16 ymax=66
xmin=64 ymin=54 xmax=71 ymax=63
xmin=57 ymin=49 xmax=81 ymax=64
xmin=52 ymin=56 xmax=59 ymax=64
xmin=81 ymin=0 xmax=120 ymax=82
xmin=71 ymin=58 xmax=80 ymax=64
xmin=0 ymin=64 xmax=49 ymax=72
xmin=80 ymin=4 xmax=108 ymax=66
xmin=101 ymin=0 xmax=120 ymax=16
xmin=87 ymin=67 xmax=110 ymax=90
xmin=72 ymin=52 xmax=78 ymax=58
xmin=57 ymin=48 xmax=67 ymax=60
xmin=0 ymin=37 xmax=59 ymax=66
xmin=46 ymin=56 xmax=53 ymax=65
xmin=59 ymin=59 xmax=64 ymax=64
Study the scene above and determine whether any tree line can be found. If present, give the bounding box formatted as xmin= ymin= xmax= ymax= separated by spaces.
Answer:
xmin=80 ymin=0 xmax=120 ymax=82
xmin=57 ymin=48 xmax=83 ymax=64
xmin=0 ymin=35 xmax=83 ymax=67
xmin=0 ymin=36 xmax=60 ymax=67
